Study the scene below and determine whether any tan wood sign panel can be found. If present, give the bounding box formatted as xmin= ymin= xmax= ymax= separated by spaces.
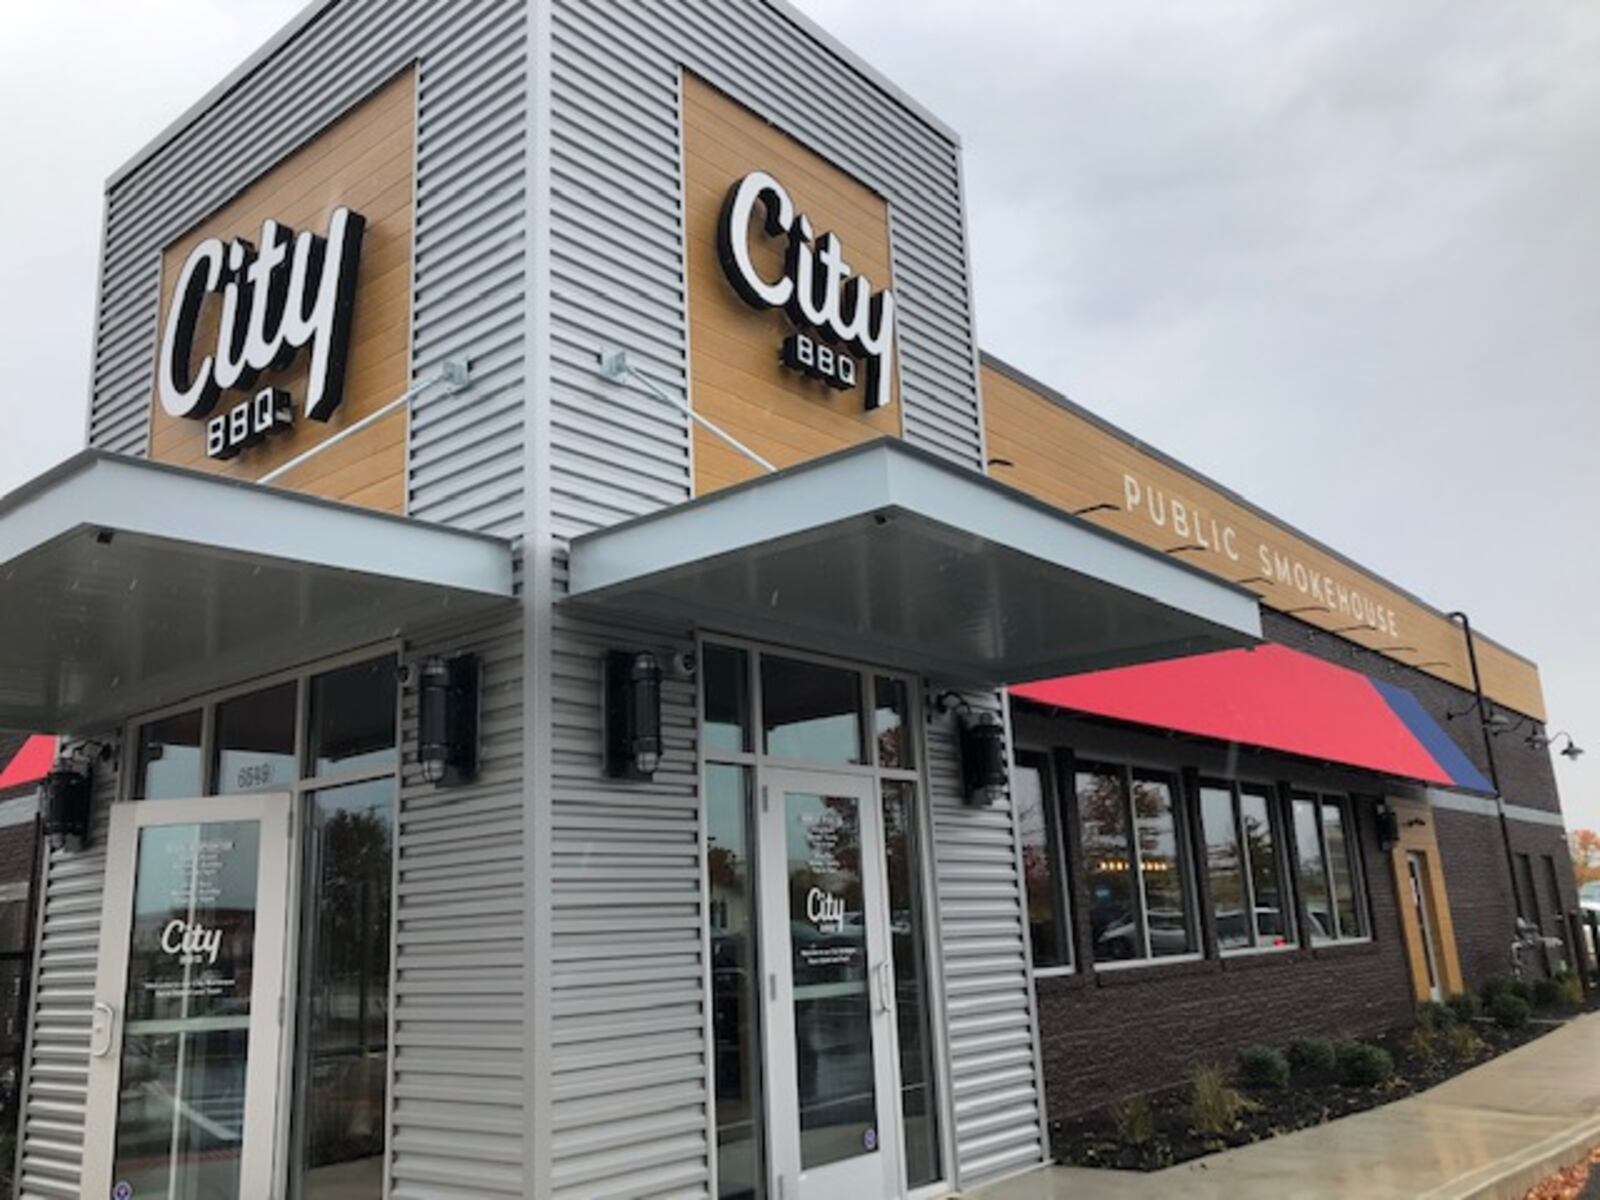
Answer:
xmin=147 ymin=69 xmax=416 ymax=514
xmin=983 ymin=361 xmax=1546 ymax=720
xmin=682 ymin=72 xmax=901 ymax=496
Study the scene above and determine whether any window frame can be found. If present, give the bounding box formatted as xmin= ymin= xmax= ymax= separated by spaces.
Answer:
xmin=1197 ymin=778 xmax=1297 ymax=956
xmin=1291 ymin=790 xmax=1371 ymax=945
xmin=1076 ymin=758 xmax=1202 ymax=970
xmin=1013 ymin=749 xmax=1074 ymax=976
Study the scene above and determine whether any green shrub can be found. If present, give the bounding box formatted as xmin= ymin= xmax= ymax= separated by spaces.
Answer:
xmin=1447 ymin=991 xmax=1482 ymax=1023
xmin=1407 ymin=1026 xmax=1438 ymax=1063
xmin=1236 ymin=1044 xmax=1289 ymax=1089
xmin=1444 ymin=1022 xmax=1485 ymax=1061
xmin=1287 ymin=1036 xmax=1338 ymax=1075
xmin=1490 ymin=993 xmax=1531 ymax=1030
xmin=1187 ymin=1063 xmax=1248 ymax=1136
xmin=1111 ymin=1094 xmax=1155 ymax=1146
xmin=1480 ymin=974 xmax=1514 ymax=1005
xmin=1508 ymin=978 xmax=1534 ymax=1004
xmin=1336 ymin=1041 xmax=1394 ymax=1087
xmin=1556 ymin=973 xmax=1585 ymax=1007
xmin=1532 ymin=977 xmax=1564 ymax=1009
xmin=1416 ymin=1000 xmax=1457 ymax=1032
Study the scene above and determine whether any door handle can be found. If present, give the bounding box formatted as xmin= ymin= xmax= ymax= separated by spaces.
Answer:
xmin=90 ymin=1002 xmax=117 ymax=1059
xmin=874 ymin=961 xmax=894 ymax=1015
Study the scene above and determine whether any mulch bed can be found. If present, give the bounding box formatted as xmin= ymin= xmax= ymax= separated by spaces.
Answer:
xmin=1523 ymin=1145 xmax=1600 ymax=1200
xmin=1054 ymin=1011 xmax=1583 ymax=1172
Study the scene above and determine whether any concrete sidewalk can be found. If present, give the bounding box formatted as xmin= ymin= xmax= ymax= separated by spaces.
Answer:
xmin=980 ymin=1013 xmax=1600 ymax=1200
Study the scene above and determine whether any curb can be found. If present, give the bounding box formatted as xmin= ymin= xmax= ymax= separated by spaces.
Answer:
xmin=1419 ymin=1113 xmax=1600 ymax=1200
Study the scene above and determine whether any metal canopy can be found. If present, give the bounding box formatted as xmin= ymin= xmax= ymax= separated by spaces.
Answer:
xmin=0 ymin=452 xmax=515 ymax=734
xmin=566 ymin=439 xmax=1261 ymax=686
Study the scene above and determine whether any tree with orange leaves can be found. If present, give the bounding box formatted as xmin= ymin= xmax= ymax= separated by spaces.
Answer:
xmin=1571 ymin=829 xmax=1600 ymax=887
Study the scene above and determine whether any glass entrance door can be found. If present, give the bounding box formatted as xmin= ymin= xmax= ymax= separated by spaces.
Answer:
xmin=758 ymin=769 xmax=902 ymax=1200
xmin=1406 ymin=851 xmax=1444 ymax=1002
xmin=84 ymin=794 xmax=294 ymax=1200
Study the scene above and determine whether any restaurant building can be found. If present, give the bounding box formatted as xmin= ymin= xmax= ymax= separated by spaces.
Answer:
xmin=0 ymin=2 xmax=1577 ymax=1198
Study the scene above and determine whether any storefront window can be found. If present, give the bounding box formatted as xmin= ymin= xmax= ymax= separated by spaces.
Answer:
xmin=1015 ymin=755 xmax=1069 ymax=968
xmin=1079 ymin=762 xmax=1196 ymax=963
xmin=873 ymin=677 xmax=914 ymax=770
xmin=293 ymin=779 xmax=394 ymax=1199
xmin=1201 ymin=783 xmax=1295 ymax=952
xmin=134 ymin=709 xmax=203 ymax=800
xmin=308 ymin=658 xmax=398 ymax=777
xmin=882 ymin=781 xmax=941 ymax=1189
xmin=708 ymin=764 xmax=763 ymax=1200
xmin=760 ymin=655 xmax=864 ymax=764
xmin=214 ymin=682 xmax=297 ymax=794
xmin=704 ymin=644 xmax=752 ymax=756
xmin=1294 ymin=793 xmax=1367 ymax=943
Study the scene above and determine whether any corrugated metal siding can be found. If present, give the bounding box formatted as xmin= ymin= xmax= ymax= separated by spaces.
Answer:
xmin=16 ymin=760 xmax=113 ymax=1198
xmin=545 ymin=609 xmax=708 ymax=1199
xmin=392 ymin=612 xmax=529 ymax=1198
xmin=925 ymin=693 xmax=1048 ymax=1186
xmin=89 ymin=0 xmax=529 ymax=539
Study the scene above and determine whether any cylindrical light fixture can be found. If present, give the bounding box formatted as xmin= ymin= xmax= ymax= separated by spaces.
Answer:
xmin=959 ymin=712 xmax=1009 ymax=807
xmin=417 ymin=654 xmax=481 ymax=787
xmin=605 ymin=650 xmax=663 ymax=780
xmin=41 ymin=761 xmax=93 ymax=852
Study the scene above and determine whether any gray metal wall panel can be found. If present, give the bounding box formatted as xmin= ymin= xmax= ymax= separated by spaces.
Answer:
xmin=925 ymin=693 xmax=1048 ymax=1186
xmin=393 ymin=612 xmax=529 ymax=1198
xmin=88 ymin=0 xmax=529 ymax=539
xmin=17 ymin=761 xmax=113 ymax=1198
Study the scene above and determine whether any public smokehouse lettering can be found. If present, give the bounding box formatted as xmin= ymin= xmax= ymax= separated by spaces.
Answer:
xmin=717 ymin=169 xmax=897 ymax=411
xmin=157 ymin=206 xmax=367 ymax=459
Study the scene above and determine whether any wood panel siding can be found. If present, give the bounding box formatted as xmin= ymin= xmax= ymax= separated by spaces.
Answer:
xmin=982 ymin=358 xmax=1547 ymax=721
xmin=146 ymin=69 xmax=416 ymax=514
xmin=1389 ymin=794 xmax=1465 ymax=1001
xmin=681 ymin=72 xmax=901 ymax=496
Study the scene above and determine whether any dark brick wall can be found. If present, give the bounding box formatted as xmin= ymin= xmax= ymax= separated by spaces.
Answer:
xmin=1036 ymin=803 xmax=1414 ymax=1119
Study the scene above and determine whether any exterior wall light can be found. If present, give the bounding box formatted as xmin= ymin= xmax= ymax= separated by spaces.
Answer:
xmin=418 ymin=654 xmax=480 ymax=787
xmin=42 ymin=760 xmax=93 ymax=852
xmin=605 ymin=651 xmax=663 ymax=780
xmin=959 ymin=713 xmax=1010 ymax=808
xmin=1375 ymin=802 xmax=1400 ymax=851
xmin=1530 ymin=731 xmax=1585 ymax=761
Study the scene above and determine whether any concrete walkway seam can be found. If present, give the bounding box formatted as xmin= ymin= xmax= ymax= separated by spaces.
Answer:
xmin=1418 ymin=1112 xmax=1600 ymax=1200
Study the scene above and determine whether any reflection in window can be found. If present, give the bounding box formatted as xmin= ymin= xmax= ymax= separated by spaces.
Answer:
xmin=1201 ymin=784 xmax=1295 ymax=952
xmin=761 ymin=656 xmax=864 ymax=764
xmin=1015 ymin=758 xmax=1069 ymax=968
xmin=134 ymin=710 xmax=203 ymax=800
xmin=214 ymin=682 xmax=297 ymax=794
xmin=873 ymin=677 xmax=913 ymax=770
xmin=883 ymin=782 xmax=941 ymax=1189
xmin=703 ymin=644 xmax=752 ymax=756
xmin=293 ymin=779 xmax=394 ymax=1199
xmin=708 ymin=765 xmax=763 ymax=1200
xmin=1079 ymin=764 xmax=1195 ymax=963
xmin=1294 ymin=793 xmax=1367 ymax=943
xmin=309 ymin=657 xmax=398 ymax=777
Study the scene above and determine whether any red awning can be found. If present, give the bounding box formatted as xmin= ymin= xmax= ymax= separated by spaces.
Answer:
xmin=1010 ymin=644 xmax=1492 ymax=794
xmin=0 ymin=735 xmax=55 ymax=790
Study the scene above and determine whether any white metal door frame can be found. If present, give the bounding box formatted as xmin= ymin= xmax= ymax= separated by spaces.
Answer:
xmin=759 ymin=766 xmax=904 ymax=1200
xmin=83 ymin=792 xmax=296 ymax=1200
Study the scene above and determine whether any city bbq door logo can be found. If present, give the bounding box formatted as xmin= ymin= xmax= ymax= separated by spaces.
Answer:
xmin=717 ymin=170 xmax=896 ymax=411
xmin=157 ymin=207 xmax=366 ymax=460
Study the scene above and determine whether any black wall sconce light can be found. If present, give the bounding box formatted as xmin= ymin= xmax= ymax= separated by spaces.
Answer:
xmin=1375 ymin=802 xmax=1400 ymax=851
xmin=418 ymin=654 xmax=480 ymax=787
xmin=937 ymin=691 xmax=1010 ymax=807
xmin=605 ymin=651 xmax=663 ymax=780
xmin=42 ymin=760 xmax=93 ymax=852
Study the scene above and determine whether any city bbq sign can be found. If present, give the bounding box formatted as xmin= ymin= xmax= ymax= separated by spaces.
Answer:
xmin=717 ymin=170 xmax=896 ymax=411
xmin=157 ymin=207 xmax=366 ymax=460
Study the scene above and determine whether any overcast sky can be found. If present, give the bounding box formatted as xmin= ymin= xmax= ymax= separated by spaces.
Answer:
xmin=0 ymin=1 xmax=1594 ymax=829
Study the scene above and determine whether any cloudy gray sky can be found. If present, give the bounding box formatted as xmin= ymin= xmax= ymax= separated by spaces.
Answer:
xmin=1 ymin=1 xmax=1595 ymax=828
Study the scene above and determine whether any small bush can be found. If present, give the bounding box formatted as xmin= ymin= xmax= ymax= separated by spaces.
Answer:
xmin=1556 ymin=973 xmax=1585 ymax=1007
xmin=1447 ymin=992 xmax=1482 ymax=1024
xmin=1508 ymin=978 xmax=1534 ymax=1004
xmin=1490 ymin=993 xmax=1531 ymax=1030
xmin=1337 ymin=1041 xmax=1395 ymax=1087
xmin=1236 ymin=1044 xmax=1289 ymax=1089
xmin=1480 ymin=974 xmax=1514 ymax=1005
xmin=1444 ymin=1022 xmax=1485 ymax=1061
xmin=1287 ymin=1036 xmax=1338 ymax=1075
xmin=1532 ymin=977 xmax=1564 ymax=1009
xmin=1111 ymin=1094 xmax=1155 ymax=1146
xmin=1187 ymin=1063 xmax=1248 ymax=1135
xmin=1416 ymin=1000 xmax=1457 ymax=1032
